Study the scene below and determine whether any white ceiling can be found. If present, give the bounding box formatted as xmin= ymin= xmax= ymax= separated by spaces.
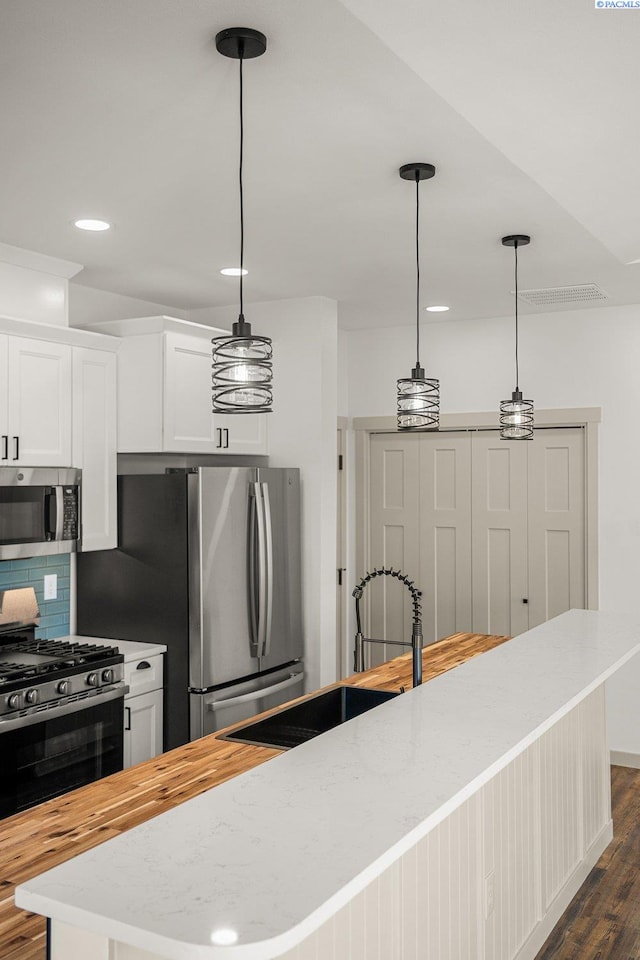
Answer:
xmin=1 ymin=0 xmax=639 ymax=329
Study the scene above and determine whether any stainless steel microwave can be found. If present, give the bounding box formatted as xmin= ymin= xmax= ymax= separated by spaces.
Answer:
xmin=0 ymin=468 xmax=81 ymax=560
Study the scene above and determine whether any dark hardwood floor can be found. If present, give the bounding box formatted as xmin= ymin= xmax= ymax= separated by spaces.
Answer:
xmin=536 ymin=764 xmax=640 ymax=959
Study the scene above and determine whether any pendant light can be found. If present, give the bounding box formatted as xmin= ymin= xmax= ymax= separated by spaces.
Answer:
xmin=500 ymin=234 xmax=533 ymax=440
xmin=212 ymin=28 xmax=273 ymax=414
xmin=396 ymin=163 xmax=439 ymax=431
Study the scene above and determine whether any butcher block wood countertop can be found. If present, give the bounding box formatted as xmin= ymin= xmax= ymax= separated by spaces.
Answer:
xmin=0 ymin=631 xmax=509 ymax=960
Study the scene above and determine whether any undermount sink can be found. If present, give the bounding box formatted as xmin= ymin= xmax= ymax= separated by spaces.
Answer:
xmin=218 ymin=685 xmax=400 ymax=750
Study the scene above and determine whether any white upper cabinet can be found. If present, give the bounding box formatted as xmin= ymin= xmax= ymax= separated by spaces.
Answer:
xmin=164 ymin=331 xmax=220 ymax=452
xmin=2 ymin=335 xmax=72 ymax=466
xmin=98 ymin=316 xmax=268 ymax=456
xmin=72 ymin=347 xmax=117 ymax=551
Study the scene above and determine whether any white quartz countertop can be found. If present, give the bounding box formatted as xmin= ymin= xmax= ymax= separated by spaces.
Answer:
xmin=16 ymin=610 xmax=640 ymax=960
xmin=59 ymin=635 xmax=167 ymax=662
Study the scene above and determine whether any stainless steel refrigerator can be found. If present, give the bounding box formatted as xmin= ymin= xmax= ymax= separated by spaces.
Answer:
xmin=77 ymin=467 xmax=304 ymax=748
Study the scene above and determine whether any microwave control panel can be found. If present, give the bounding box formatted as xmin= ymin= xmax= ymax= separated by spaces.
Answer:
xmin=62 ymin=487 xmax=79 ymax=540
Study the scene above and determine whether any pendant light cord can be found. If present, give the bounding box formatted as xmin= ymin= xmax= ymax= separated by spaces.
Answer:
xmin=239 ymin=53 xmax=245 ymax=318
xmin=415 ymin=175 xmax=420 ymax=369
xmin=514 ymin=241 xmax=519 ymax=391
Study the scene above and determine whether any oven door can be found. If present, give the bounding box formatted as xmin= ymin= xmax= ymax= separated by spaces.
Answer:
xmin=0 ymin=689 xmax=125 ymax=819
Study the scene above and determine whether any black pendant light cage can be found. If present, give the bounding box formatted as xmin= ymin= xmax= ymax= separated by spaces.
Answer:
xmin=500 ymin=234 xmax=533 ymax=440
xmin=396 ymin=163 xmax=440 ymax=431
xmin=212 ymin=28 xmax=273 ymax=414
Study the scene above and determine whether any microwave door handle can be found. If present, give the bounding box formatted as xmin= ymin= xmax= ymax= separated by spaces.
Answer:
xmin=261 ymin=482 xmax=274 ymax=658
xmin=206 ymin=672 xmax=304 ymax=710
xmin=43 ymin=487 xmax=55 ymax=541
xmin=51 ymin=486 xmax=65 ymax=541
xmin=247 ymin=486 xmax=259 ymax=656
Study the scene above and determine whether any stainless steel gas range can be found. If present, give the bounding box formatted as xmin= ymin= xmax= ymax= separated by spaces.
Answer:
xmin=0 ymin=616 xmax=127 ymax=818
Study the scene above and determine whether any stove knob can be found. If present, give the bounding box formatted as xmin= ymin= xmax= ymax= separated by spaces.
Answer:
xmin=57 ymin=680 xmax=70 ymax=695
xmin=25 ymin=689 xmax=39 ymax=705
xmin=86 ymin=672 xmax=99 ymax=687
xmin=7 ymin=693 xmax=20 ymax=710
xmin=102 ymin=668 xmax=114 ymax=684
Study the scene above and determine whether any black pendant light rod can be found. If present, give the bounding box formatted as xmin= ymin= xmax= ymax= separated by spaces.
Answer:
xmin=501 ymin=234 xmax=531 ymax=397
xmin=399 ymin=162 xmax=435 ymax=379
xmin=414 ymin=175 xmax=421 ymax=373
xmin=215 ymin=27 xmax=267 ymax=337
xmin=238 ymin=52 xmax=245 ymax=320
xmin=514 ymin=240 xmax=519 ymax=391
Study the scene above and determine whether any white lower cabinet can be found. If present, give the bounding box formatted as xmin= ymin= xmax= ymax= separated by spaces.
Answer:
xmin=123 ymin=654 xmax=164 ymax=769
xmin=124 ymin=690 xmax=163 ymax=769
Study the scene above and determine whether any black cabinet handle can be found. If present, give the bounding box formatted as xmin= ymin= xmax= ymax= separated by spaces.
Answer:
xmin=224 ymin=428 xmax=229 ymax=449
xmin=1 ymin=435 xmax=7 ymax=460
xmin=13 ymin=436 xmax=19 ymax=461
xmin=136 ymin=660 xmax=151 ymax=670
xmin=125 ymin=705 xmax=131 ymax=731
xmin=216 ymin=427 xmax=222 ymax=448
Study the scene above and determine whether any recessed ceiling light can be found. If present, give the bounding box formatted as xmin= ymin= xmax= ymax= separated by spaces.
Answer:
xmin=425 ymin=305 xmax=449 ymax=313
xmin=220 ymin=267 xmax=248 ymax=277
xmin=210 ymin=928 xmax=239 ymax=946
xmin=74 ymin=219 xmax=111 ymax=232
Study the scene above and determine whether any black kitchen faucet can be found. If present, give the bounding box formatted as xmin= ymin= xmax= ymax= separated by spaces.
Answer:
xmin=352 ymin=567 xmax=423 ymax=688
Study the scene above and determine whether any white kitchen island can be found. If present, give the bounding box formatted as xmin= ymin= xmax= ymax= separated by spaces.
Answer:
xmin=15 ymin=610 xmax=640 ymax=960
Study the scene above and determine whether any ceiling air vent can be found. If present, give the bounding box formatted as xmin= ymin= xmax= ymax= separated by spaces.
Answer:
xmin=516 ymin=283 xmax=609 ymax=307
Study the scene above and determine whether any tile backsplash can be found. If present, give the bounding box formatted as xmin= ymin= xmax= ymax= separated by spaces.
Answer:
xmin=0 ymin=556 xmax=70 ymax=639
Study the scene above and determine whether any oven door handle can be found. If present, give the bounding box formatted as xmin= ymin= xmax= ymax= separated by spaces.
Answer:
xmin=0 ymin=686 xmax=129 ymax=732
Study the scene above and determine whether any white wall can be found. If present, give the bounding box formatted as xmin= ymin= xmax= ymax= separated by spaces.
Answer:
xmin=343 ymin=303 xmax=640 ymax=755
xmin=189 ymin=297 xmax=338 ymax=692
xmin=69 ymin=283 xmax=185 ymax=327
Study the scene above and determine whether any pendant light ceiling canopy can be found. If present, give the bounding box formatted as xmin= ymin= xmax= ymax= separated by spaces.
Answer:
xmin=396 ymin=162 xmax=440 ymax=432
xmin=211 ymin=27 xmax=273 ymax=415
xmin=500 ymin=234 xmax=533 ymax=440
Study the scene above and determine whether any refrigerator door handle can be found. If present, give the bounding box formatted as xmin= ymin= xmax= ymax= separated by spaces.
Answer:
xmin=248 ymin=486 xmax=259 ymax=655
xmin=254 ymin=481 xmax=268 ymax=659
xmin=206 ymin=672 xmax=304 ymax=710
xmin=261 ymin=482 xmax=274 ymax=658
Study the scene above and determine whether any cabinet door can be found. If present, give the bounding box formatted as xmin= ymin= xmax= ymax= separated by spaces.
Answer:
xmin=73 ymin=348 xmax=117 ymax=551
xmin=0 ymin=335 xmax=8 ymax=446
xmin=213 ymin=413 xmax=268 ymax=456
xmin=163 ymin=332 xmax=217 ymax=452
xmin=7 ymin=337 xmax=72 ymax=465
xmin=471 ymin=433 xmax=529 ymax=638
xmin=123 ymin=689 xmax=163 ymax=769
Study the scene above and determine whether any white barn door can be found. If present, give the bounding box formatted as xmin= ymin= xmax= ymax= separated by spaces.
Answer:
xmin=527 ymin=428 xmax=585 ymax=628
xmin=471 ymin=433 xmax=530 ymax=638
xmin=419 ymin=432 xmax=472 ymax=643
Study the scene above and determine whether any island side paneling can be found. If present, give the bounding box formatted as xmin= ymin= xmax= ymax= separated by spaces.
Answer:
xmin=57 ymin=685 xmax=609 ymax=960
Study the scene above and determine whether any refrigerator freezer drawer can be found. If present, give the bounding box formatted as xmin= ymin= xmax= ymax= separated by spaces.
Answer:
xmin=190 ymin=665 xmax=305 ymax=740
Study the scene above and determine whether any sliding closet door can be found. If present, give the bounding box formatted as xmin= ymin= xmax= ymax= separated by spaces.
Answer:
xmin=527 ymin=428 xmax=585 ymax=629
xmin=471 ymin=433 xmax=529 ymax=637
xmin=368 ymin=434 xmax=421 ymax=665
xmin=419 ymin=433 xmax=472 ymax=643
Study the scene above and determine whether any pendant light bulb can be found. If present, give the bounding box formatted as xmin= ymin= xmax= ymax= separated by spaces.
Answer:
xmin=396 ymin=163 xmax=439 ymax=431
xmin=212 ymin=28 xmax=273 ymax=414
xmin=499 ymin=235 xmax=533 ymax=440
